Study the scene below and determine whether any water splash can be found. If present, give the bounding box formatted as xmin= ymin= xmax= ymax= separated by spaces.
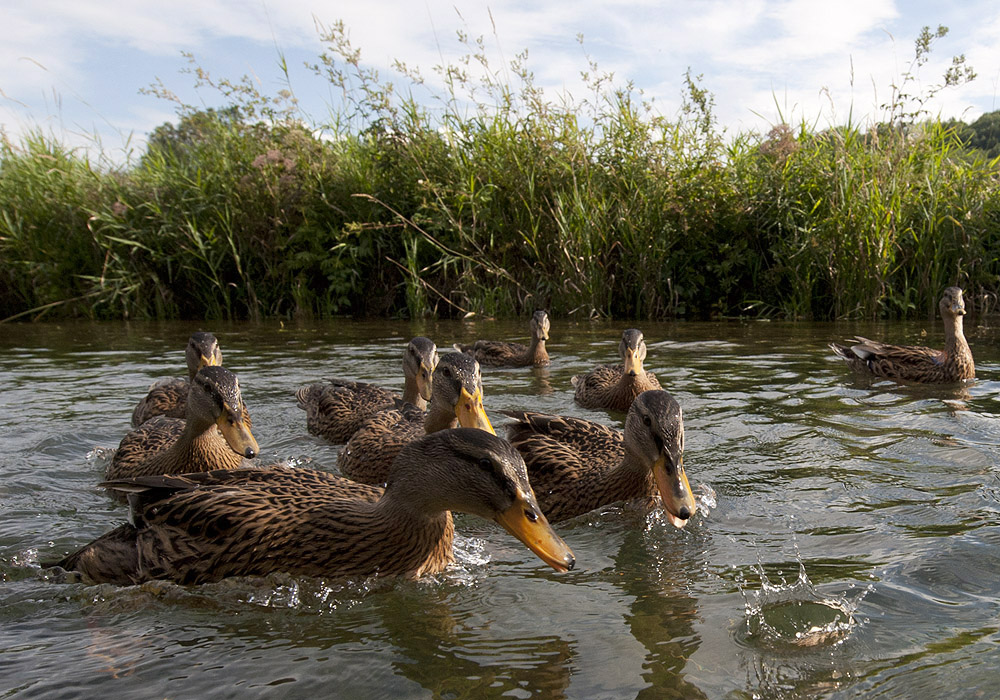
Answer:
xmin=645 ymin=482 xmax=716 ymax=530
xmin=86 ymin=446 xmax=114 ymax=470
xmin=736 ymin=559 xmax=872 ymax=650
xmin=695 ymin=483 xmax=717 ymax=511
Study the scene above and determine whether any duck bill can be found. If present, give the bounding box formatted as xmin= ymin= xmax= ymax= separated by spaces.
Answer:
xmin=200 ymin=352 xmax=222 ymax=369
xmin=417 ymin=363 xmax=434 ymax=402
xmin=624 ymin=348 xmax=644 ymax=377
xmin=495 ymin=492 xmax=575 ymax=573
xmin=216 ymin=411 xmax=259 ymax=459
xmin=653 ymin=454 xmax=696 ymax=529
xmin=456 ymin=388 xmax=496 ymax=435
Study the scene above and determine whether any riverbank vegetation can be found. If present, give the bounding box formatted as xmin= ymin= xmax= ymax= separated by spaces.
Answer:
xmin=2 ymin=24 xmax=998 ymax=322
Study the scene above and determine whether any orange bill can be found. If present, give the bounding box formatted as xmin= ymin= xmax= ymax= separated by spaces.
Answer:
xmin=652 ymin=454 xmax=696 ymax=529
xmin=456 ymin=387 xmax=496 ymax=434
xmin=216 ymin=411 xmax=259 ymax=459
xmin=495 ymin=490 xmax=575 ymax=572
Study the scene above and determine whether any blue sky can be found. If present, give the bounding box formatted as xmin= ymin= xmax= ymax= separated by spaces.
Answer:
xmin=2 ymin=1 xmax=999 ymax=164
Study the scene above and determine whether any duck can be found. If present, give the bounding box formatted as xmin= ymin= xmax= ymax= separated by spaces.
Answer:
xmin=106 ymin=366 xmax=258 ymax=488
xmin=454 ymin=310 xmax=551 ymax=367
xmin=52 ymin=428 xmax=575 ymax=585
xmin=829 ymin=286 xmax=975 ymax=383
xmin=296 ymin=337 xmax=439 ymax=444
xmin=572 ymin=329 xmax=662 ymax=412
xmin=131 ymin=332 xmax=224 ymax=427
xmin=502 ymin=390 xmax=696 ymax=525
xmin=338 ymin=352 xmax=495 ymax=485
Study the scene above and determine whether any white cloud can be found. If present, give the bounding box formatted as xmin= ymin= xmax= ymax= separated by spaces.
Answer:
xmin=2 ymin=0 xmax=999 ymax=162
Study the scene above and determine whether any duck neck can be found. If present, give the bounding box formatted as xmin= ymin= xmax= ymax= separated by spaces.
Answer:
xmin=401 ymin=375 xmax=428 ymax=410
xmin=943 ymin=313 xmax=965 ymax=347
xmin=147 ymin=419 xmax=243 ymax=475
xmin=527 ymin=336 xmax=548 ymax=364
xmin=371 ymin=493 xmax=455 ymax=576
xmin=614 ymin=371 xmax=647 ymax=403
xmin=424 ymin=403 xmax=458 ymax=434
xmin=610 ymin=449 xmax=657 ymax=500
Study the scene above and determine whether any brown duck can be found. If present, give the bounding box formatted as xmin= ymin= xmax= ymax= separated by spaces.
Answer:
xmin=131 ymin=332 xmax=224 ymax=427
xmin=107 ymin=366 xmax=258 ymax=487
xmin=830 ymin=286 xmax=975 ymax=383
xmin=53 ymin=429 xmax=575 ymax=584
xmin=296 ymin=337 xmax=439 ymax=444
xmin=572 ymin=329 xmax=662 ymax=412
xmin=455 ymin=310 xmax=551 ymax=367
xmin=338 ymin=352 xmax=495 ymax=485
xmin=503 ymin=390 xmax=696 ymax=525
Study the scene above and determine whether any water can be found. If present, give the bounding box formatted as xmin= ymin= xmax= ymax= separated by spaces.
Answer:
xmin=3 ymin=317 xmax=1000 ymax=698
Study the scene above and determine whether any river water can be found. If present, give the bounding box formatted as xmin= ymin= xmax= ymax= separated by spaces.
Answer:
xmin=2 ymin=317 xmax=1000 ymax=698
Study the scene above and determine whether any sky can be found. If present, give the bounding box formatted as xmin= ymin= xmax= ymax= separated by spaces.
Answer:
xmin=2 ymin=1 xmax=999 ymax=165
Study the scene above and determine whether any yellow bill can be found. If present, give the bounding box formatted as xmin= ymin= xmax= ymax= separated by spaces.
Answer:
xmin=495 ymin=490 xmax=575 ymax=572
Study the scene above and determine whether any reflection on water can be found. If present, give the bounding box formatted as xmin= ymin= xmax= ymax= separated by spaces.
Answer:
xmin=3 ymin=318 xmax=1000 ymax=697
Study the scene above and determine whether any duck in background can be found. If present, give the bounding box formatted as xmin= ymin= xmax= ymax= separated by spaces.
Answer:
xmin=338 ymin=352 xmax=495 ymax=485
xmin=130 ymin=332 xmax=225 ymax=427
xmin=455 ymin=310 xmax=551 ymax=367
xmin=572 ymin=328 xmax=662 ymax=412
xmin=296 ymin=337 xmax=439 ymax=443
xmin=106 ymin=366 xmax=258 ymax=489
xmin=830 ymin=286 xmax=975 ymax=383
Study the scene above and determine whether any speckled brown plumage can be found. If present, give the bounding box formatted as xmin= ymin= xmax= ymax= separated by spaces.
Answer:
xmin=455 ymin=310 xmax=551 ymax=367
xmin=56 ymin=429 xmax=575 ymax=584
xmin=572 ymin=329 xmax=662 ymax=412
xmin=830 ymin=287 xmax=975 ymax=384
xmin=296 ymin=337 xmax=439 ymax=444
xmin=131 ymin=332 xmax=223 ymax=427
xmin=106 ymin=366 xmax=258 ymax=492
xmin=338 ymin=352 xmax=495 ymax=485
xmin=503 ymin=390 xmax=696 ymax=526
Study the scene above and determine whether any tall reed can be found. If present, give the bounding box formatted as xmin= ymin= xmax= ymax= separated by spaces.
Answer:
xmin=2 ymin=24 xmax=998 ymax=322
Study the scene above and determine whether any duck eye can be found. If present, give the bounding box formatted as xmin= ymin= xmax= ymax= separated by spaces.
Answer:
xmin=442 ymin=368 xmax=451 ymax=378
xmin=202 ymin=384 xmax=212 ymax=394
xmin=478 ymin=457 xmax=492 ymax=471
xmin=643 ymin=415 xmax=652 ymax=427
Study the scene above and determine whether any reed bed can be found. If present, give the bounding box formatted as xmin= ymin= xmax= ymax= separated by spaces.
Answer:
xmin=2 ymin=25 xmax=998 ymax=322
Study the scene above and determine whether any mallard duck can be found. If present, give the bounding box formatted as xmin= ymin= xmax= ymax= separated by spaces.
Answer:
xmin=830 ymin=286 xmax=975 ymax=383
xmin=130 ymin=332 xmax=224 ymax=427
xmin=455 ymin=310 xmax=551 ymax=367
xmin=53 ymin=428 xmax=575 ymax=584
xmin=296 ymin=337 xmax=439 ymax=444
xmin=503 ymin=389 xmax=695 ymax=525
xmin=572 ymin=329 xmax=662 ymax=412
xmin=338 ymin=352 xmax=495 ymax=485
xmin=106 ymin=366 xmax=258 ymax=487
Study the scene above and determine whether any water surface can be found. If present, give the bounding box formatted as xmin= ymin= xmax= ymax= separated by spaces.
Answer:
xmin=3 ymin=318 xmax=1000 ymax=698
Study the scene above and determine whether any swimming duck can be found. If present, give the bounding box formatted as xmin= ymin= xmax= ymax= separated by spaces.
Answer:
xmin=338 ymin=352 xmax=495 ymax=485
xmin=503 ymin=390 xmax=696 ymax=525
xmin=130 ymin=332 xmax=223 ymax=427
xmin=830 ymin=286 xmax=975 ymax=383
xmin=572 ymin=329 xmax=662 ymax=412
xmin=454 ymin=310 xmax=551 ymax=367
xmin=106 ymin=366 xmax=258 ymax=488
xmin=296 ymin=337 xmax=439 ymax=444
xmin=54 ymin=429 xmax=575 ymax=584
